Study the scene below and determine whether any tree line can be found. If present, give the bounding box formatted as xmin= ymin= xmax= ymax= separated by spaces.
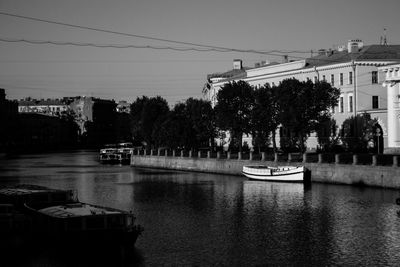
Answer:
xmin=129 ymin=78 xmax=381 ymax=153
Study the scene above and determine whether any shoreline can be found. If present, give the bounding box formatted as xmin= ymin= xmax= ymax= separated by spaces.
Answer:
xmin=131 ymin=154 xmax=400 ymax=189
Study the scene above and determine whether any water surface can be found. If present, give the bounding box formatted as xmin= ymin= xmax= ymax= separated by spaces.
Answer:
xmin=1 ymin=151 xmax=400 ymax=266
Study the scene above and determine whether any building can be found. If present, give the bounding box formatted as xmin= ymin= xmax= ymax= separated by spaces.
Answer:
xmin=116 ymin=100 xmax=131 ymax=114
xmin=379 ymin=64 xmax=400 ymax=153
xmin=0 ymin=89 xmax=18 ymax=151
xmin=18 ymin=98 xmax=69 ymax=116
xmin=69 ymin=96 xmax=117 ymax=146
xmin=208 ymin=40 xmax=400 ymax=151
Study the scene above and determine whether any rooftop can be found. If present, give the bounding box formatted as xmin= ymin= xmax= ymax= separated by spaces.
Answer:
xmin=305 ymin=45 xmax=400 ymax=67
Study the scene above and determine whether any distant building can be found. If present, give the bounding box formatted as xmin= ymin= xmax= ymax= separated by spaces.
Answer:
xmin=18 ymin=98 xmax=69 ymax=116
xmin=208 ymin=40 xmax=400 ymax=151
xmin=69 ymin=96 xmax=117 ymax=146
xmin=116 ymin=100 xmax=131 ymax=114
xmin=0 ymin=88 xmax=18 ymax=150
xmin=15 ymin=113 xmax=78 ymax=150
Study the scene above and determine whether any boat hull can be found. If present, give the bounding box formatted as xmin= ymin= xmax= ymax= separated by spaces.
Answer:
xmin=242 ymin=166 xmax=305 ymax=182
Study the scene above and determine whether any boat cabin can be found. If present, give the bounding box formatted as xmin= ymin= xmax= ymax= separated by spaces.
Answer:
xmin=35 ymin=203 xmax=135 ymax=232
xmin=0 ymin=185 xmax=76 ymax=208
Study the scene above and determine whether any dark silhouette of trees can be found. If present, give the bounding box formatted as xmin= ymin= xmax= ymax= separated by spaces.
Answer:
xmin=215 ymin=80 xmax=254 ymax=152
xmin=251 ymin=84 xmax=280 ymax=152
xmin=130 ymin=96 xmax=169 ymax=148
xmin=154 ymin=98 xmax=215 ymax=150
xmin=341 ymin=113 xmax=378 ymax=153
xmin=275 ymin=79 xmax=340 ymax=152
xmin=315 ymin=116 xmax=341 ymax=152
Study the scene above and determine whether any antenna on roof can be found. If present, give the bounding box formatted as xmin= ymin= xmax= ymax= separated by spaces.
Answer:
xmin=380 ymin=28 xmax=388 ymax=45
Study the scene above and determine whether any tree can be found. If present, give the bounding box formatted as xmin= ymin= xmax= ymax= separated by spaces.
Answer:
xmin=184 ymin=98 xmax=216 ymax=149
xmin=130 ymin=96 xmax=169 ymax=148
xmin=214 ymin=80 xmax=254 ymax=152
xmin=154 ymin=102 xmax=193 ymax=149
xmin=341 ymin=113 xmax=378 ymax=153
xmin=155 ymin=98 xmax=216 ymax=150
xmin=251 ymin=84 xmax=280 ymax=152
xmin=276 ymin=79 xmax=340 ymax=152
xmin=315 ymin=116 xmax=341 ymax=152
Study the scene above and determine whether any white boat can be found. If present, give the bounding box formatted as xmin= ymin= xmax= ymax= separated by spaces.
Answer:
xmin=100 ymin=143 xmax=133 ymax=164
xmin=242 ymin=165 xmax=305 ymax=182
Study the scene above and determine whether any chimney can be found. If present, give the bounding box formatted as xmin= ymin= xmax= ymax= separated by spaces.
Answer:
xmin=347 ymin=39 xmax=363 ymax=53
xmin=233 ymin=59 xmax=242 ymax=70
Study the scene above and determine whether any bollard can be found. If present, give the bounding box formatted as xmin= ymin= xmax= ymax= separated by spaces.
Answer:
xmin=249 ymin=151 xmax=253 ymax=161
xmin=150 ymin=149 xmax=154 ymax=156
xmin=352 ymin=154 xmax=358 ymax=165
xmin=198 ymin=151 xmax=201 ymax=158
xmin=227 ymin=151 xmax=231 ymax=160
xmin=189 ymin=150 xmax=192 ymax=158
xmin=207 ymin=151 xmax=211 ymax=159
xmin=261 ymin=152 xmax=266 ymax=161
xmin=393 ymin=155 xmax=398 ymax=167
xmin=181 ymin=150 xmax=184 ymax=158
xmin=157 ymin=148 xmax=161 ymax=156
xmin=372 ymin=155 xmax=377 ymax=166
xmin=274 ymin=153 xmax=278 ymax=162
xmin=238 ymin=152 xmax=242 ymax=160
xmin=335 ymin=154 xmax=340 ymax=164
xmin=288 ymin=153 xmax=292 ymax=163
xmin=318 ymin=154 xmax=323 ymax=164
xmin=165 ymin=149 xmax=168 ymax=157
xmin=303 ymin=153 xmax=307 ymax=163
xmin=172 ymin=150 xmax=176 ymax=157
xmin=217 ymin=151 xmax=221 ymax=159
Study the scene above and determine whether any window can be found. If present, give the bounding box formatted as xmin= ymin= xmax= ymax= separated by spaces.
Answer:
xmin=372 ymin=71 xmax=378 ymax=84
xmin=331 ymin=74 xmax=335 ymax=86
xmin=348 ymin=94 xmax=353 ymax=113
xmin=349 ymin=72 xmax=353 ymax=84
xmin=340 ymin=73 xmax=343 ymax=86
xmin=339 ymin=96 xmax=344 ymax=113
xmin=372 ymin=96 xmax=379 ymax=109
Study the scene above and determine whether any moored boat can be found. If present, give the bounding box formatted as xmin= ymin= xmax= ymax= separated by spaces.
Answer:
xmin=242 ymin=165 xmax=305 ymax=182
xmin=100 ymin=142 xmax=133 ymax=164
xmin=24 ymin=201 xmax=143 ymax=248
xmin=0 ymin=184 xmax=143 ymax=249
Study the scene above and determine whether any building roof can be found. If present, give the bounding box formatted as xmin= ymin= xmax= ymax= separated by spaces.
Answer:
xmin=18 ymin=98 xmax=67 ymax=106
xmin=305 ymin=45 xmax=400 ymax=67
xmin=208 ymin=68 xmax=248 ymax=80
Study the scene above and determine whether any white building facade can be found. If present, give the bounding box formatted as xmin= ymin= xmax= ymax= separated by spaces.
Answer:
xmin=379 ymin=64 xmax=400 ymax=153
xmin=208 ymin=40 xmax=400 ymax=151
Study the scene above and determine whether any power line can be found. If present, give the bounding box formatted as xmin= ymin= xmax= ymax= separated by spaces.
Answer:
xmin=0 ymin=11 xmax=306 ymax=56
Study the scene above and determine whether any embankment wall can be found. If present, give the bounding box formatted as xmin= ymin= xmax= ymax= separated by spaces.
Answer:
xmin=131 ymin=155 xmax=400 ymax=189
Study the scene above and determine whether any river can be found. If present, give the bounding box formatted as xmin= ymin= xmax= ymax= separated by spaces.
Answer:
xmin=1 ymin=150 xmax=400 ymax=266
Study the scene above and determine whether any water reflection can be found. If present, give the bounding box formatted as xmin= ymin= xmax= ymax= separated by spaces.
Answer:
xmin=1 ymin=151 xmax=400 ymax=265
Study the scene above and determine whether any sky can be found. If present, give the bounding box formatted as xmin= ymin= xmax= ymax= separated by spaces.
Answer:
xmin=1 ymin=0 xmax=400 ymax=105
